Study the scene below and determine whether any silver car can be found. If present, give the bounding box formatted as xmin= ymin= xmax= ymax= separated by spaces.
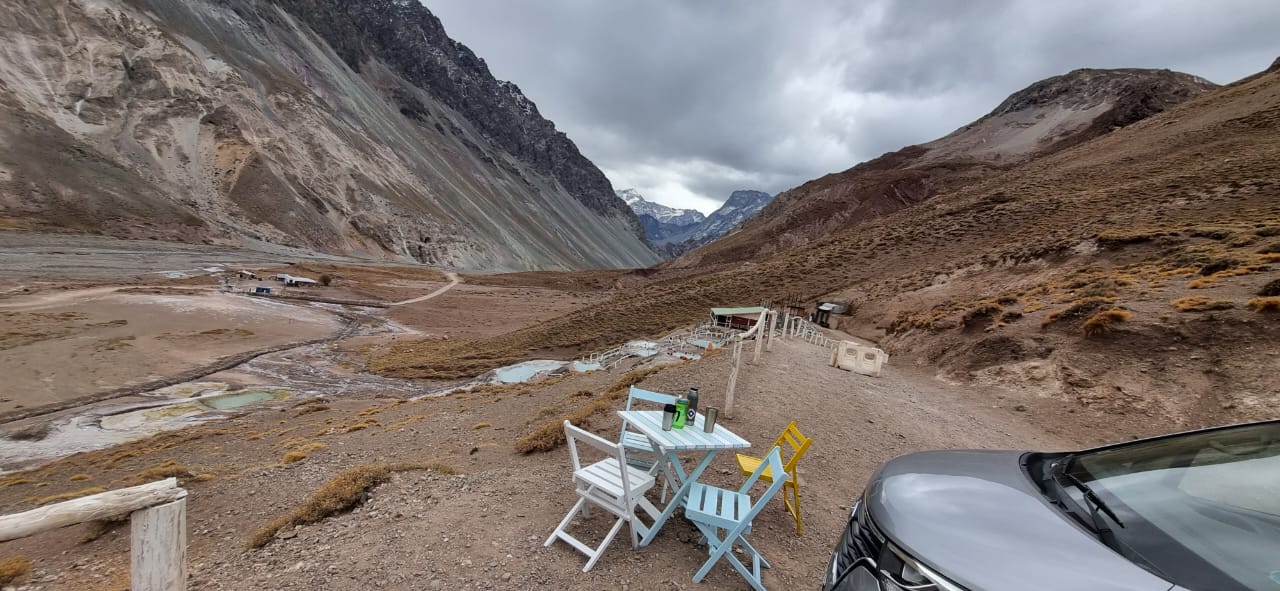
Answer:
xmin=823 ymin=420 xmax=1280 ymax=591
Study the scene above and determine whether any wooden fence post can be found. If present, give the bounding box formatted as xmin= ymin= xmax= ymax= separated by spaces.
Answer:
xmin=725 ymin=337 xmax=742 ymax=419
xmin=752 ymin=310 xmax=766 ymax=364
xmin=766 ymin=310 xmax=777 ymax=352
xmin=0 ymin=479 xmax=187 ymax=591
xmin=132 ymin=498 xmax=188 ymax=591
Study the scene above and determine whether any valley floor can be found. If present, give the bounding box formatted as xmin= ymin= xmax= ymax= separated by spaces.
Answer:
xmin=0 ymin=242 xmax=1191 ymax=589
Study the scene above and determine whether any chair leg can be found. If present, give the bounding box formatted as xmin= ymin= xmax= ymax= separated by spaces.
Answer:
xmin=691 ymin=522 xmax=766 ymax=591
xmin=736 ymin=534 xmax=771 ymax=570
xmin=787 ymin=482 xmax=802 ymax=536
xmin=582 ymin=516 xmax=626 ymax=572
xmin=547 ymin=497 xmax=629 ymax=572
xmin=545 ymin=497 xmax=587 ymax=546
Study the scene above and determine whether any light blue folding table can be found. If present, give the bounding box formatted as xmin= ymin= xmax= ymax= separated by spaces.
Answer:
xmin=615 ymin=409 xmax=751 ymax=546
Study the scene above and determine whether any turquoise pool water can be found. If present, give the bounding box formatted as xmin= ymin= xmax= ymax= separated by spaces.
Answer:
xmin=199 ymin=389 xmax=289 ymax=410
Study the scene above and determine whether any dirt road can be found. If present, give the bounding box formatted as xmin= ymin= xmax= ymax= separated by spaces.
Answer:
xmin=387 ymin=272 xmax=460 ymax=306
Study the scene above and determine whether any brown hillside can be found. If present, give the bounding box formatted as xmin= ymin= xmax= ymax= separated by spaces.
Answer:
xmin=371 ymin=61 xmax=1279 ymax=428
xmin=673 ymin=68 xmax=1217 ymax=268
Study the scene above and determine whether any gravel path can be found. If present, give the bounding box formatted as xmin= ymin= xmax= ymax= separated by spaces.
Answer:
xmin=387 ymin=272 xmax=461 ymax=306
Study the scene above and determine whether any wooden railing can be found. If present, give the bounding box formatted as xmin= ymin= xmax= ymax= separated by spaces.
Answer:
xmin=0 ymin=478 xmax=188 ymax=591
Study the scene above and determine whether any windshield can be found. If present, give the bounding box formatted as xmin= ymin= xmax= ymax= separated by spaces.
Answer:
xmin=1059 ymin=421 xmax=1280 ymax=591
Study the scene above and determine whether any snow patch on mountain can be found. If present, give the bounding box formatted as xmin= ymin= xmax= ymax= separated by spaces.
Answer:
xmin=617 ymin=189 xmax=705 ymax=226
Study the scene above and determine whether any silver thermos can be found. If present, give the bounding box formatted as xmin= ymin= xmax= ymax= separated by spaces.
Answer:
xmin=687 ymin=386 xmax=699 ymax=424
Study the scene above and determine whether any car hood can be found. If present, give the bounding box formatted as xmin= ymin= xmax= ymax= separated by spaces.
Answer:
xmin=867 ymin=450 xmax=1173 ymax=591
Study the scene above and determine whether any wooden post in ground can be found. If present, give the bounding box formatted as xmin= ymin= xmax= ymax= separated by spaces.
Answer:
xmin=725 ymin=337 xmax=742 ymax=419
xmin=132 ymin=498 xmax=187 ymax=591
xmin=766 ymin=309 xmax=777 ymax=352
xmin=752 ymin=310 xmax=766 ymax=364
xmin=0 ymin=478 xmax=188 ymax=591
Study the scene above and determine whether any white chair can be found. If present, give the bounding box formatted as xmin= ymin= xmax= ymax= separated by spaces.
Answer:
xmin=684 ymin=446 xmax=788 ymax=591
xmin=545 ymin=421 xmax=661 ymax=572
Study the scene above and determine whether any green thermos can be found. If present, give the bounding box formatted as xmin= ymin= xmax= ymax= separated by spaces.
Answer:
xmin=674 ymin=398 xmax=689 ymax=429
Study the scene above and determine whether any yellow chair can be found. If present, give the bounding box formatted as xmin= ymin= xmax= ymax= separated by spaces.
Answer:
xmin=735 ymin=421 xmax=812 ymax=535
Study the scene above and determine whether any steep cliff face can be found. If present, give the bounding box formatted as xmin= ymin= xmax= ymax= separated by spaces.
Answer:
xmin=675 ymin=68 xmax=1217 ymax=267
xmin=0 ymin=0 xmax=658 ymax=271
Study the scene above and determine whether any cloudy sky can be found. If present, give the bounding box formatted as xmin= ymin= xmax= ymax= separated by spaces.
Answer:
xmin=427 ymin=1 xmax=1279 ymax=214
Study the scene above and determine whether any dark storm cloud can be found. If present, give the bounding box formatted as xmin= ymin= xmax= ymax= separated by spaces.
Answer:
xmin=425 ymin=0 xmax=1279 ymax=213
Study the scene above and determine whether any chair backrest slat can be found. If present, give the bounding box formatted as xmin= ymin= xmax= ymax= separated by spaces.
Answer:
xmin=621 ymin=386 xmax=678 ymax=442
xmin=564 ymin=421 xmax=632 ymax=496
xmin=624 ymin=385 xmax=677 ymax=409
xmin=770 ymin=421 xmax=813 ymax=474
xmin=740 ymin=447 xmax=788 ymax=519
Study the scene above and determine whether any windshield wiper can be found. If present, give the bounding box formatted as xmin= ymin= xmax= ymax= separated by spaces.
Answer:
xmin=1056 ymin=456 xmax=1125 ymax=530
xmin=1061 ymin=470 xmax=1125 ymax=528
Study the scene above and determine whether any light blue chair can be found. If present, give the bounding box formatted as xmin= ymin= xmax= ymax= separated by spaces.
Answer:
xmin=684 ymin=446 xmax=788 ymax=591
xmin=620 ymin=385 xmax=678 ymax=499
xmin=619 ymin=386 xmax=677 ymax=464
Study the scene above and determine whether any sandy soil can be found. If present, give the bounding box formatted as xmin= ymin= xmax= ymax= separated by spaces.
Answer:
xmin=0 ymin=290 xmax=342 ymax=414
xmin=0 ymin=336 xmax=1119 ymax=590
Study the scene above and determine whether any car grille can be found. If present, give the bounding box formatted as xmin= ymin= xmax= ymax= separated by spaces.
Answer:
xmin=828 ymin=500 xmax=886 ymax=586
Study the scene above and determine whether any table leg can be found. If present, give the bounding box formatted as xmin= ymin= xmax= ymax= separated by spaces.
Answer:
xmin=639 ymin=450 xmax=719 ymax=546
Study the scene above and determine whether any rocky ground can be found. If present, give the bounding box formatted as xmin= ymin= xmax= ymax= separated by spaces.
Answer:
xmin=0 ymin=334 xmax=1112 ymax=590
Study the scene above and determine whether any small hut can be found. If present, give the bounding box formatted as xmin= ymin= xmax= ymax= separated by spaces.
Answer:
xmin=711 ymin=306 xmax=767 ymax=330
xmin=812 ymin=301 xmax=848 ymax=328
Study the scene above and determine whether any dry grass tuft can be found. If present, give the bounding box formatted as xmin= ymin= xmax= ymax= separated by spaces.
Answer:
xmin=343 ymin=420 xmax=379 ymax=433
xmin=472 ymin=422 xmax=491 ymax=430
xmin=69 ymin=473 xmax=91 ymax=481
xmin=0 ymin=556 xmax=31 ymax=586
xmin=1041 ymin=297 xmax=1116 ymax=328
xmin=293 ymin=404 xmax=330 ymax=417
xmin=282 ymin=451 xmax=308 ymax=464
xmin=0 ymin=476 xmax=37 ymax=489
xmin=515 ymin=365 xmax=669 ymax=454
xmin=1096 ymin=229 xmax=1174 ymax=249
xmin=35 ymin=486 xmax=107 ymax=506
xmin=1247 ymin=297 xmax=1280 ymax=313
xmin=248 ymin=460 xmax=457 ymax=548
xmin=1173 ymin=296 xmax=1236 ymax=312
xmin=1082 ymin=309 xmax=1132 ymax=336
xmin=118 ymin=461 xmax=195 ymax=487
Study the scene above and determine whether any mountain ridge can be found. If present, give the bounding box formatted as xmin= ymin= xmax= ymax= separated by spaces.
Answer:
xmin=675 ymin=67 xmax=1218 ymax=267
xmin=0 ymin=0 xmax=659 ymax=271
xmin=621 ymin=189 xmax=772 ymax=258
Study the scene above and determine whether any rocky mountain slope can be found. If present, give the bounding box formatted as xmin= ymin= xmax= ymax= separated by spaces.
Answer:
xmin=377 ymin=58 xmax=1280 ymax=430
xmin=678 ymin=189 xmax=773 ymax=245
xmin=674 ymin=68 xmax=1217 ymax=267
xmin=0 ymin=0 xmax=659 ymax=271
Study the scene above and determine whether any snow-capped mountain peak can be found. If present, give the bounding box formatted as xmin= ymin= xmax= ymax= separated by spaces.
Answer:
xmin=616 ymin=189 xmax=705 ymax=226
